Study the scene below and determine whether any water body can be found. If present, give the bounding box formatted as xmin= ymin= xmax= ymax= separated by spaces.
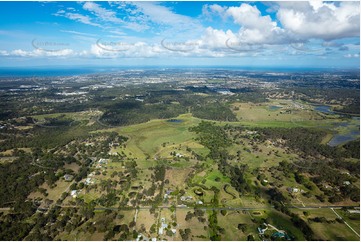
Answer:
xmin=269 ymin=105 xmax=281 ymax=111
xmin=0 ymin=67 xmax=107 ymax=77
xmin=313 ymin=105 xmax=334 ymax=114
xmin=328 ymin=130 xmax=360 ymax=146
xmin=313 ymin=104 xmax=359 ymax=146
xmin=328 ymin=117 xmax=360 ymax=146
xmin=167 ymin=119 xmax=183 ymax=123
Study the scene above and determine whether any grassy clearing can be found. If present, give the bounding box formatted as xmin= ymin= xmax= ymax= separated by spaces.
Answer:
xmin=32 ymin=110 xmax=103 ymax=122
xmin=290 ymin=208 xmax=360 ymax=241
xmin=231 ymin=100 xmax=322 ymax=124
xmin=227 ymin=141 xmax=296 ymax=170
xmin=63 ymin=162 xmax=81 ymax=172
xmin=100 ymin=113 xmax=201 ymax=160
xmin=192 ymin=168 xmax=230 ymax=191
xmin=217 ymin=210 xmax=257 ymax=241
xmin=266 ymin=210 xmax=306 ymax=240
xmin=321 ymin=133 xmax=334 ymax=144
xmin=229 ymin=100 xmax=356 ymax=133
xmin=28 ymin=179 xmax=71 ymax=202
xmin=0 ymin=157 xmax=17 ymax=164
xmin=135 ymin=210 xmax=157 ymax=237
xmin=165 ymin=168 xmax=193 ymax=188
xmin=175 ymin=209 xmax=209 ymax=240
xmin=0 ymin=148 xmax=31 ymax=156
xmin=337 ymin=209 xmax=360 ymax=238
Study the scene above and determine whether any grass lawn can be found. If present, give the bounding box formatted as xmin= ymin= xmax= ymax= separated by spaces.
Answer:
xmin=135 ymin=209 xmax=157 ymax=237
xmin=29 ymin=179 xmax=72 ymax=202
xmin=266 ymin=210 xmax=306 ymax=240
xmin=99 ymin=113 xmax=201 ymax=160
xmin=32 ymin=110 xmax=102 ymax=122
xmin=165 ymin=168 xmax=193 ymax=188
xmin=231 ymin=100 xmax=322 ymax=125
xmin=217 ymin=210 xmax=257 ymax=241
xmin=175 ymin=209 xmax=209 ymax=241
xmin=291 ymin=208 xmax=360 ymax=241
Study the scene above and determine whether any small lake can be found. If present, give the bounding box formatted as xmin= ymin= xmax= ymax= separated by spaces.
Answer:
xmin=269 ymin=105 xmax=281 ymax=111
xmin=313 ymin=105 xmax=334 ymax=114
xmin=312 ymin=105 xmax=359 ymax=146
xmin=328 ymin=117 xmax=360 ymax=146
xmin=167 ymin=119 xmax=183 ymax=123
xmin=328 ymin=130 xmax=360 ymax=147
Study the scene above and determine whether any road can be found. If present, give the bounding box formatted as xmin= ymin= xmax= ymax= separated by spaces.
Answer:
xmin=0 ymin=203 xmax=351 ymax=212
xmin=88 ymin=204 xmax=357 ymax=211
xmin=331 ymin=208 xmax=360 ymax=238
xmin=1 ymin=203 xmax=356 ymax=213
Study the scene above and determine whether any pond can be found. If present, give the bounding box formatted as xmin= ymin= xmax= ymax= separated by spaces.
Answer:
xmin=269 ymin=105 xmax=281 ymax=111
xmin=167 ymin=119 xmax=183 ymax=123
xmin=328 ymin=117 xmax=360 ymax=146
xmin=313 ymin=105 xmax=334 ymax=114
xmin=328 ymin=130 xmax=360 ymax=147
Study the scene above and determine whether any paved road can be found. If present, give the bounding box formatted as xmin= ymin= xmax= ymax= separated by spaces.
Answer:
xmin=0 ymin=203 xmax=351 ymax=212
xmin=2 ymin=203 xmax=356 ymax=212
xmin=87 ymin=205 xmax=357 ymax=211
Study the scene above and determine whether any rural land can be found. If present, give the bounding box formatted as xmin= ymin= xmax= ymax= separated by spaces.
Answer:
xmin=0 ymin=68 xmax=359 ymax=241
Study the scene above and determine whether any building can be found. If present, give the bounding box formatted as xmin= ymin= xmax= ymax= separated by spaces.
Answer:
xmin=63 ymin=174 xmax=74 ymax=181
xmin=98 ymin=158 xmax=108 ymax=164
xmin=158 ymin=218 xmax=168 ymax=235
xmin=175 ymin=153 xmax=183 ymax=158
xmin=70 ymin=190 xmax=78 ymax=198
xmin=85 ymin=178 xmax=93 ymax=185
xmin=180 ymin=196 xmax=193 ymax=201
xmin=287 ymin=187 xmax=299 ymax=193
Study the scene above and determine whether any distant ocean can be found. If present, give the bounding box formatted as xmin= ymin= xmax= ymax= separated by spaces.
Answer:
xmin=0 ymin=67 xmax=118 ymax=77
xmin=0 ymin=66 xmax=358 ymax=77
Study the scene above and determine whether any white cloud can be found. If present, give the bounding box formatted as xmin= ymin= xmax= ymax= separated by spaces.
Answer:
xmin=83 ymin=2 xmax=122 ymax=24
xmin=202 ymin=3 xmax=297 ymax=46
xmin=130 ymin=2 xmax=199 ymax=29
xmin=54 ymin=10 xmax=101 ymax=27
xmin=202 ymin=4 xmax=227 ymax=20
xmin=0 ymin=50 xmax=9 ymax=56
xmin=277 ymin=1 xmax=360 ymax=40
xmin=200 ymin=27 xmax=236 ymax=49
xmin=116 ymin=2 xmax=204 ymax=35
xmin=2 ymin=48 xmax=75 ymax=57
xmin=344 ymin=53 xmax=360 ymax=58
xmin=108 ymin=30 xmax=126 ymax=36
xmin=60 ymin=30 xmax=97 ymax=37
xmin=5 ymin=2 xmax=359 ymax=61
xmin=227 ymin=4 xmax=275 ymax=30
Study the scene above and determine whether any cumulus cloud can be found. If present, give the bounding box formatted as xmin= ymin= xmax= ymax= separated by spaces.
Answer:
xmin=202 ymin=4 xmax=227 ymax=20
xmin=5 ymin=1 xmax=359 ymax=61
xmin=0 ymin=48 xmax=75 ymax=57
xmin=200 ymin=27 xmax=236 ymax=48
xmin=277 ymin=1 xmax=360 ymax=40
xmin=202 ymin=3 xmax=297 ymax=45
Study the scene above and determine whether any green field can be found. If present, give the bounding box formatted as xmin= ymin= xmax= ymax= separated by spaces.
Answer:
xmin=101 ymin=113 xmax=202 ymax=160
xmin=290 ymin=208 xmax=360 ymax=241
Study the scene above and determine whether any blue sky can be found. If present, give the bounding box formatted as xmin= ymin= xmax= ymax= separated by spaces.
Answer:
xmin=0 ymin=1 xmax=359 ymax=68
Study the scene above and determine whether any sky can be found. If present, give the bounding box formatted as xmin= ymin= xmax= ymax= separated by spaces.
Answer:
xmin=0 ymin=1 xmax=359 ymax=69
